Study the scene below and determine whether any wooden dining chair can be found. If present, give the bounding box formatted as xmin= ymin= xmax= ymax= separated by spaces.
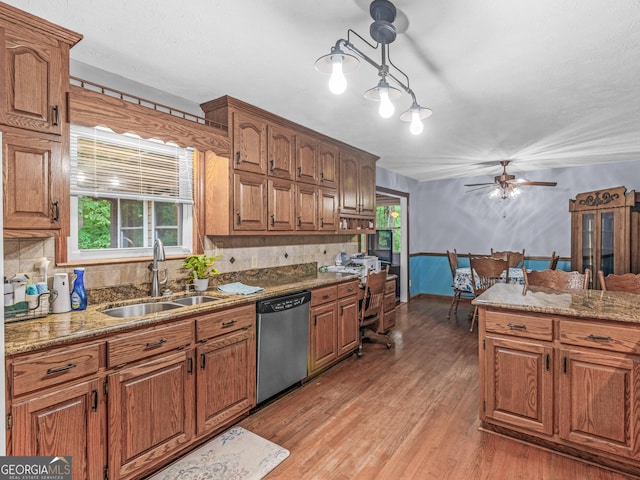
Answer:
xmin=469 ymin=256 xmax=510 ymax=332
xmin=490 ymin=248 xmax=525 ymax=268
xmin=523 ymin=267 xmax=590 ymax=290
xmin=357 ymin=266 xmax=392 ymax=356
xmin=446 ymin=249 xmax=473 ymax=319
xmin=548 ymin=251 xmax=560 ymax=270
xmin=598 ymin=270 xmax=640 ymax=293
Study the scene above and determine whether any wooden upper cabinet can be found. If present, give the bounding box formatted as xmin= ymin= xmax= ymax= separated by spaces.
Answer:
xmin=339 ymin=152 xmax=360 ymax=215
xmin=319 ymin=188 xmax=338 ymax=231
xmin=233 ymin=173 xmax=267 ymax=231
xmin=318 ymin=141 xmax=339 ymax=189
xmin=359 ymin=156 xmax=376 ymax=217
xmin=268 ymin=178 xmax=295 ymax=231
xmin=267 ymin=124 xmax=294 ymax=179
xmin=232 ymin=110 xmax=267 ymax=175
xmin=296 ymin=183 xmax=318 ymax=231
xmin=3 ymin=130 xmax=64 ymax=230
xmin=339 ymin=151 xmax=376 ymax=218
xmin=0 ymin=25 xmax=64 ymax=135
xmin=295 ymin=133 xmax=319 ymax=185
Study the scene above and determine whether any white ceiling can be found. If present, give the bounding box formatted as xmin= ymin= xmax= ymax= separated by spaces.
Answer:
xmin=7 ymin=0 xmax=640 ymax=182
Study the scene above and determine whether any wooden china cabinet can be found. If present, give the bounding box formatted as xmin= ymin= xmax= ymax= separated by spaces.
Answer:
xmin=569 ymin=186 xmax=640 ymax=289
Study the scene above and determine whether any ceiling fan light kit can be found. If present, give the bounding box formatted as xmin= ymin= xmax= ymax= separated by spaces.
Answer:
xmin=464 ymin=160 xmax=558 ymax=200
xmin=314 ymin=0 xmax=432 ymax=135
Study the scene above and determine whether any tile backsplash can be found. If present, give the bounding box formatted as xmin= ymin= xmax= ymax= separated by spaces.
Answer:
xmin=3 ymin=235 xmax=360 ymax=291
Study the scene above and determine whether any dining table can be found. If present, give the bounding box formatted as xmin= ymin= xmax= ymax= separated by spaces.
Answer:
xmin=454 ymin=267 xmax=524 ymax=293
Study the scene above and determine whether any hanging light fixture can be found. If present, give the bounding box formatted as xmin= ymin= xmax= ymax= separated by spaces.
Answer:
xmin=314 ymin=0 xmax=432 ymax=135
xmin=489 ymin=184 xmax=522 ymax=200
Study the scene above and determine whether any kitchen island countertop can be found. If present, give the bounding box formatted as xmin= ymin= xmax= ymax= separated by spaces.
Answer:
xmin=473 ymin=282 xmax=640 ymax=324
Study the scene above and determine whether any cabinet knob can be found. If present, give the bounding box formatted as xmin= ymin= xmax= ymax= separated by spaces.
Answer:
xmin=320 ymin=172 xmax=325 ymax=182
xmin=271 ymin=214 xmax=275 ymax=226
xmin=52 ymin=105 xmax=59 ymax=126
xmin=236 ymin=212 xmax=241 ymax=224
xmin=270 ymin=159 xmax=275 ymax=171
xmin=297 ymin=216 xmax=302 ymax=227
xmin=298 ymin=166 xmax=302 ymax=177
xmin=236 ymin=151 xmax=242 ymax=164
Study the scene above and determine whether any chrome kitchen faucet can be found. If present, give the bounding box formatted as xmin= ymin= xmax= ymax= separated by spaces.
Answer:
xmin=150 ymin=238 xmax=169 ymax=297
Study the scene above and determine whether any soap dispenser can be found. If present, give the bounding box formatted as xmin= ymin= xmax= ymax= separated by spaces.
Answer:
xmin=70 ymin=268 xmax=87 ymax=311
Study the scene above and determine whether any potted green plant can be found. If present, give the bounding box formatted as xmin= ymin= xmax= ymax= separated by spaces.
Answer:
xmin=183 ymin=254 xmax=221 ymax=291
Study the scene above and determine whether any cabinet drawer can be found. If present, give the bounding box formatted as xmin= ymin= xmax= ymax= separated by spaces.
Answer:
xmin=196 ymin=304 xmax=255 ymax=342
xmin=311 ymin=285 xmax=337 ymax=306
xmin=559 ymin=320 xmax=640 ymax=354
xmin=385 ymin=279 xmax=396 ymax=295
xmin=337 ymin=281 xmax=359 ymax=298
xmin=12 ymin=343 xmax=101 ymax=397
xmin=107 ymin=320 xmax=193 ymax=367
xmin=485 ymin=310 xmax=553 ymax=341
xmin=384 ymin=292 xmax=395 ymax=312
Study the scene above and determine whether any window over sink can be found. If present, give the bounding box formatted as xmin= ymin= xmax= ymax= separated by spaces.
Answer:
xmin=69 ymin=125 xmax=194 ymax=260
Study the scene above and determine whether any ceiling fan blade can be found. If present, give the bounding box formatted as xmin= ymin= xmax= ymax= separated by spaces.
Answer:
xmin=516 ymin=181 xmax=558 ymax=187
xmin=465 ymin=185 xmax=494 ymax=193
xmin=464 ymin=182 xmax=495 ymax=187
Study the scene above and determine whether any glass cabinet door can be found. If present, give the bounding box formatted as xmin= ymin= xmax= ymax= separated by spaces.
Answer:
xmin=581 ymin=213 xmax=594 ymax=275
xmin=600 ymin=211 xmax=614 ymax=276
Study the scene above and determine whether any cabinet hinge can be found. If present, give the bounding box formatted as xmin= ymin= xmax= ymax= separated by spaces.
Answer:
xmin=6 ymin=413 xmax=12 ymax=430
xmin=103 ymin=381 xmax=109 ymax=396
xmin=104 ymin=465 xmax=109 ymax=480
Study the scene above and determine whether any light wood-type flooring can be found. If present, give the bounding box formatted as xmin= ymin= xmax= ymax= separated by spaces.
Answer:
xmin=239 ymin=297 xmax=637 ymax=480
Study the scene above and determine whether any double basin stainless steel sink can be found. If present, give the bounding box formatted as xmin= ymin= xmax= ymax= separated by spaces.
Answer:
xmin=101 ymin=295 xmax=221 ymax=318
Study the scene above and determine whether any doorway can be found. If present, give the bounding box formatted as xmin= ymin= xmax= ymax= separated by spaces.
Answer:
xmin=373 ymin=188 xmax=409 ymax=303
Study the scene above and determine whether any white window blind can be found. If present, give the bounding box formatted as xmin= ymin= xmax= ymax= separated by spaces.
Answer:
xmin=70 ymin=125 xmax=194 ymax=204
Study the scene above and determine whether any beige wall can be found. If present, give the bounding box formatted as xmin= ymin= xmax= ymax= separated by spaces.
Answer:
xmin=3 ymin=235 xmax=361 ymax=290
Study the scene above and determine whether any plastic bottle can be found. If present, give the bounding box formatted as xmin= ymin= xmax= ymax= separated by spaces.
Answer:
xmin=70 ymin=268 xmax=88 ymax=311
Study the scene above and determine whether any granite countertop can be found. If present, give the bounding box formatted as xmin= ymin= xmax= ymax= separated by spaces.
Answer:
xmin=473 ymin=283 xmax=640 ymax=324
xmin=5 ymin=271 xmax=360 ymax=356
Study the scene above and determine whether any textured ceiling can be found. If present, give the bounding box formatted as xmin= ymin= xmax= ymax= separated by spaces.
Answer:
xmin=6 ymin=0 xmax=640 ymax=182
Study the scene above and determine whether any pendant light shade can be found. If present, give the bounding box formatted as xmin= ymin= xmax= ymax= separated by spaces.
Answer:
xmin=400 ymin=101 xmax=433 ymax=135
xmin=315 ymin=46 xmax=359 ymax=95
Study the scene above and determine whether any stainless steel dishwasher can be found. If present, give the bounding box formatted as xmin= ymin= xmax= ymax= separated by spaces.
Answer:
xmin=256 ymin=290 xmax=311 ymax=404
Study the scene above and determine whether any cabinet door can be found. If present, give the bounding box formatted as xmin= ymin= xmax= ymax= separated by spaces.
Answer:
xmin=295 ymin=133 xmax=319 ymax=184
xmin=3 ymin=130 xmax=64 ymax=230
xmin=484 ymin=336 xmax=553 ymax=436
xmin=339 ymin=153 xmax=359 ymax=215
xmin=233 ymin=173 xmax=267 ymax=231
xmin=232 ymin=110 xmax=266 ymax=174
xmin=559 ymin=347 xmax=640 ymax=458
xmin=195 ymin=327 xmax=256 ymax=436
xmin=358 ymin=156 xmax=376 ymax=217
xmin=318 ymin=142 xmax=338 ymax=189
xmin=11 ymin=378 xmax=105 ymax=480
xmin=108 ymin=351 xmax=194 ymax=479
xmin=337 ymin=295 xmax=359 ymax=356
xmin=1 ymin=26 xmax=64 ymax=135
xmin=319 ymin=188 xmax=338 ymax=231
xmin=268 ymin=179 xmax=295 ymax=231
xmin=296 ymin=184 xmax=318 ymax=231
xmin=309 ymin=302 xmax=338 ymax=374
xmin=267 ymin=124 xmax=294 ymax=179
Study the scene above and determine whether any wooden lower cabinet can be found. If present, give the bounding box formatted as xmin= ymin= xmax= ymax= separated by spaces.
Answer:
xmin=196 ymin=327 xmax=256 ymax=435
xmin=10 ymin=377 xmax=105 ymax=480
xmin=479 ymin=307 xmax=640 ymax=475
xmin=309 ymin=281 xmax=360 ymax=376
xmin=558 ymin=347 xmax=640 ymax=458
xmin=309 ymin=300 xmax=338 ymax=374
xmin=378 ymin=276 xmax=396 ymax=333
xmin=484 ymin=336 xmax=553 ymax=436
xmin=107 ymin=350 xmax=194 ymax=480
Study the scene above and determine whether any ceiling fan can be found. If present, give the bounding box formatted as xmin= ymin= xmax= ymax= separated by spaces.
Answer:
xmin=464 ymin=161 xmax=557 ymax=199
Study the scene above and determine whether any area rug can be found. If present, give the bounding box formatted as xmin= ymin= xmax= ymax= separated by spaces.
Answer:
xmin=148 ymin=426 xmax=290 ymax=480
